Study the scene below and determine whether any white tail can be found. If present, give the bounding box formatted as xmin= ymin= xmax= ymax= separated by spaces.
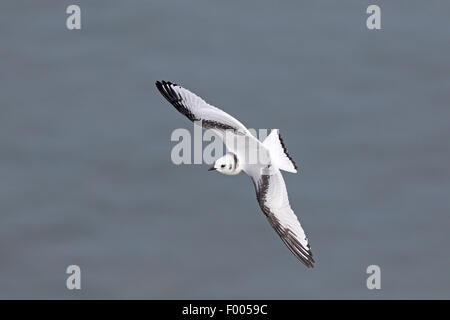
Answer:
xmin=262 ymin=129 xmax=298 ymax=173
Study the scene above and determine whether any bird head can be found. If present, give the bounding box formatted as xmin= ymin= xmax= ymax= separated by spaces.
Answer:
xmin=208 ymin=153 xmax=239 ymax=175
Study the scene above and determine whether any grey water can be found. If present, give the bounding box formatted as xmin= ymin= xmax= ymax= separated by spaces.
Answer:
xmin=0 ymin=0 xmax=449 ymax=299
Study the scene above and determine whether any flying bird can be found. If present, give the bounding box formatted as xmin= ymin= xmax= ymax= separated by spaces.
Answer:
xmin=155 ymin=80 xmax=314 ymax=268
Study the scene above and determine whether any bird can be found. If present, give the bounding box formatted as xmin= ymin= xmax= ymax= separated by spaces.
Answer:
xmin=155 ymin=80 xmax=315 ymax=268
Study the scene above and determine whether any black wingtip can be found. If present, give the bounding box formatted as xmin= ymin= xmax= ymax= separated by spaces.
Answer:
xmin=155 ymin=80 xmax=167 ymax=89
xmin=155 ymin=80 xmax=180 ymax=95
xmin=155 ymin=80 xmax=176 ymax=86
xmin=155 ymin=80 xmax=165 ymax=98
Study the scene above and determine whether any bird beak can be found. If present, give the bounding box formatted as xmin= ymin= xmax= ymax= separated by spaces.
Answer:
xmin=208 ymin=166 xmax=216 ymax=171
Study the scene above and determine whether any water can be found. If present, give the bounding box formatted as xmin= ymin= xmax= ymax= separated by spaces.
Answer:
xmin=0 ymin=0 xmax=449 ymax=299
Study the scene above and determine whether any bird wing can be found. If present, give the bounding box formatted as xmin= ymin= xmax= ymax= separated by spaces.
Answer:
xmin=247 ymin=166 xmax=315 ymax=267
xmin=156 ymin=80 xmax=264 ymax=159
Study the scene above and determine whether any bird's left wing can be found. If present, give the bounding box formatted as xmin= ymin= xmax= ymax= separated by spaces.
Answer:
xmin=247 ymin=167 xmax=315 ymax=267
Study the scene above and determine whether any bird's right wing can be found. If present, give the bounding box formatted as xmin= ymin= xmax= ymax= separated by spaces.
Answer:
xmin=156 ymin=80 xmax=251 ymax=135
xmin=156 ymin=80 xmax=265 ymax=159
xmin=247 ymin=166 xmax=315 ymax=267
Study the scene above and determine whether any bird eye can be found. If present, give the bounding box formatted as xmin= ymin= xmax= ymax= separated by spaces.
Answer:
xmin=221 ymin=164 xmax=225 ymax=168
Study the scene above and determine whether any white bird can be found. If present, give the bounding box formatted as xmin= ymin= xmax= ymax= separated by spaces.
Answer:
xmin=156 ymin=80 xmax=315 ymax=268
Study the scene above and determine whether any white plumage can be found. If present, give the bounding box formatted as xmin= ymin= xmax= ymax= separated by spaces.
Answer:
xmin=156 ymin=80 xmax=314 ymax=267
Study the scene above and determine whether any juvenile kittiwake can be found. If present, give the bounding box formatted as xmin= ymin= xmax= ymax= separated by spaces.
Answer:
xmin=156 ymin=80 xmax=315 ymax=268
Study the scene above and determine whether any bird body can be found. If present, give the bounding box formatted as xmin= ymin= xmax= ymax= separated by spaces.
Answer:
xmin=156 ymin=80 xmax=315 ymax=268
